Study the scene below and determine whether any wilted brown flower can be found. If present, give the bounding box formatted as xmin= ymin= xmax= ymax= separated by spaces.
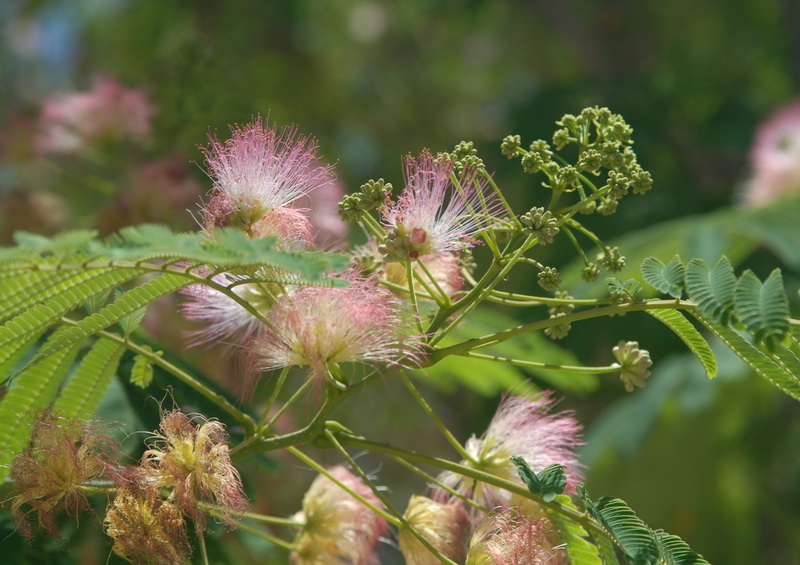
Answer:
xmin=10 ymin=411 xmax=114 ymax=537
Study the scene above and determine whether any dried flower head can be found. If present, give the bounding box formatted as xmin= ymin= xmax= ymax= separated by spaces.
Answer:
xmin=291 ymin=466 xmax=387 ymax=565
xmin=612 ymin=340 xmax=652 ymax=392
xmin=136 ymin=410 xmax=247 ymax=526
xmin=745 ymin=99 xmax=800 ymax=207
xmin=399 ymin=495 xmax=469 ymax=565
xmin=253 ymin=275 xmax=423 ymax=381
xmin=201 ymin=118 xmax=334 ymax=241
xmin=36 ymin=77 xmax=156 ymax=155
xmin=380 ymin=150 xmax=499 ymax=261
xmin=465 ymin=509 xmax=567 ymax=565
xmin=435 ymin=393 xmax=583 ymax=510
xmin=105 ymin=486 xmax=191 ymax=565
xmin=11 ymin=411 xmax=114 ymax=537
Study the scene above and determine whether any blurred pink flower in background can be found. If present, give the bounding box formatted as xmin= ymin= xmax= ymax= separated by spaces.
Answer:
xmin=744 ymin=99 xmax=800 ymax=207
xmin=35 ymin=77 xmax=156 ymax=155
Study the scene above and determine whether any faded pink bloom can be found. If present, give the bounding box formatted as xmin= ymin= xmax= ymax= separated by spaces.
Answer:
xmin=399 ymin=495 xmax=470 ymax=565
xmin=744 ymin=100 xmax=800 ymax=206
xmin=36 ymin=77 xmax=156 ymax=155
xmin=253 ymin=275 xmax=423 ymax=381
xmin=380 ymin=150 xmax=499 ymax=261
xmin=131 ymin=410 xmax=248 ymax=528
xmin=295 ymin=177 xmax=350 ymax=246
xmin=435 ymin=393 xmax=583 ymax=511
xmin=179 ymin=273 xmax=272 ymax=348
xmin=466 ymin=509 xmax=567 ymax=565
xmin=291 ymin=466 xmax=387 ymax=565
xmin=11 ymin=411 xmax=116 ymax=538
xmin=201 ymin=118 xmax=335 ymax=244
xmin=384 ymin=252 xmax=465 ymax=299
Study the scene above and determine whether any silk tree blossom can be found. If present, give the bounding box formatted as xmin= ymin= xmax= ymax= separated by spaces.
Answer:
xmin=201 ymin=118 xmax=335 ymax=241
xmin=253 ymin=275 xmax=423 ymax=382
xmin=291 ymin=466 xmax=387 ymax=565
xmin=180 ymin=273 xmax=281 ymax=348
xmin=36 ymin=77 xmax=156 ymax=155
xmin=130 ymin=410 xmax=248 ymax=528
xmin=435 ymin=393 xmax=583 ymax=511
xmin=465 ymin=509 xmax=567 ymax=565
xmin=380 ymin=150 xmax=500 ymax=261
xmin=399 ymin=495 xmax=470 ymax=565
xmin=744 ymin=99 xmax=800 ymax=207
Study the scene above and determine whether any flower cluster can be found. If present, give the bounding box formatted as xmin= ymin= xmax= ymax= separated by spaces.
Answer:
xmin=36 ymin=77 xmax=156 ymax=155
xmin=291 ymin=466 xmax=387 ymax=565
xmin=744 ymin=99 xmax=800 ymax=207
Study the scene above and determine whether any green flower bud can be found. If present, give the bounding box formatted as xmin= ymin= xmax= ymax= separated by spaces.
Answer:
xmin=501 ymin=135 xmax=522 ymax=159
xmin=537 ymin=266 xmax=561 ymax=291
xmin=520 ymin=207 xmax=559 ymax=244
xmin=629 ymin=167 xmax=653 ymax=195
xmin=613 ymin=340 xmax=652 ymax=392
xmin=577 ymin=148 xmax=603 ymax=173
xmin=606 ymin=170 xmax=630 ymax=200
xmin=581 ymin=263 xmax=600 ymax=282
xmin=552 ymin=127 xmax=570 ymax=150
xmin=544 ymin=314 xmax=571 ymax=340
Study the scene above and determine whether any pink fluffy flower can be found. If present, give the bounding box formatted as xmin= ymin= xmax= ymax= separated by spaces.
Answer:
xmin=435 ymin=393 xmax=583 ymax=511
xmin=466 ymin=509 xmax=567 ymax=565
xmin=744 ymin=100 xmax=800 ymax=207
xmin=380 ymin=150 xmax=499 ymax=261
xmin=291 ymin=466 xmax=387 ymax=565
xmin=36 ymin=77 xmax=156 ymax=155
xmin=201 ymin=118 xmax=334 ymax=243
xmin=179 ymin=273 xmax=275 ymax=348
xmin=253 ymin=275 xmax=422 ymax=381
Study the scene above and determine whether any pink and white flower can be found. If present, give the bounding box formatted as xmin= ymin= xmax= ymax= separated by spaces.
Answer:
xmin=291 ymin=466 xmax=387 ymax=565
xmin=380 ymin=150 xmax=499 ymax=261
xmin=253 ymin=275 xmax=423 ymax=380
xmin=201 ymin=118 xmax=334 ymax=243
xmin=744 ymin=99 xmax=800 ymax=207
xmin=435 ymin=393 xmax=583 ymax=511
xmin=466 ymin=508 xmax=567 ymax=565
xmin=36 ymin=77 xmax=156 ymax=155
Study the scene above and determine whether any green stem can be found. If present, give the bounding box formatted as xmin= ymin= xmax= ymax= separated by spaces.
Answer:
xmin=258 ymin=366 xmax=291 ymax=430
xmin=263 ymin=372 xmax=316 ymax=433
xmin=235 ymin=520 xmax=296 ymax=552
xmin=323 ymin=430 xmax=459 ymax=565
xmin=483 ymin=171 xmax=522 ymax=231
xmin=405 ymin=261 xmax=425 ymax=335
xmin=195 ymin=522 xmax=209 ymax=565
xmin=413 ymin=259 xmax=450 ymax=307
xmin=399 ymin=372 xmax=475 ymax=463
xmin=358 ymin=210 xmax=387 ymax=239
xmin=286 ymin=444 xmax=401 ymax=527
xmin=389 ymin=455 xmax=489 ymax=513
xmin=485 ymin=289 xmax=614 ymax=307
xmin=427 ymin=300 xmax=696 ymax=366
xmin=196 ymin=501 xmax=304 ymax=527
xmin=459 ymin=351 xmax=621 ymax=373
xmin=60 ymin=317 xmax=255 ymax=433
xmin=334 ymin=431 xmax=611 ymax=541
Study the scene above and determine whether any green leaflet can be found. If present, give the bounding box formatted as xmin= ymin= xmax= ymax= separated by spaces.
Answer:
xmin=53 ymin=337 xmax=126 ymax=418
xmin=0 ymin=329 xmax=82 ymax=482
xmin=733 ymin=269 xmax=789 ymax=349
xmin=641 ymin=255 xmax=685 ymax=298
xmin=547 ymin=494 xmax=604 ymax=565
xmin=130 ymin=352 xmax=155 ymax=388
xmin=646 ymin=308 xmax=717 ymax=378
xmin=653 ymin=530 xmax=710 ymax=565
xmin=0 ymin=268 xmax=142 ymax=354
xmin=25 ymin=273 xmax=190 ymax=370
xmin=684 ymin=257 xmax=736 ymax=324
xmin=692 ymin=312 xmax=800 ymax=401
xmin=579 ymin=486 xmax=660 ymax=565
xmin=512 ymin=457 xmax=566 ymax=502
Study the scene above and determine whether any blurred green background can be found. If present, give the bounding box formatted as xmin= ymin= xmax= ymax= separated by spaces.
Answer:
xmin=2 ymin=1 xmax=800 ymax=563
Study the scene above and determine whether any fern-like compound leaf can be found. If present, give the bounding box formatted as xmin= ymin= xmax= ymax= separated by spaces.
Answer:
xmin=53 ymin=337 xmax=126 ymax=418
xmin=0 ymin=328 xmax=82 ymax=482
xmin=734 ymin=269 xmax=789 ymax=349
xmin=546 ymin=494 xmax=603 ymax=565
xmin=685 ymin=257 xmax=736 ymax=323
xmin=693 ymin=312 xmax=800 ymax=401
xmin=646 ymin=308 xmax=717 ymax=378
xmin=653 ymin=529 xmax=710 ymax=565
xmin=641 ymin=255 xmax=685 ymax=298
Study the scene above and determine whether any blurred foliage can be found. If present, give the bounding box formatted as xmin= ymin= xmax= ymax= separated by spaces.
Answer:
xmin=2 ymin=1 xmax=800 ymax=563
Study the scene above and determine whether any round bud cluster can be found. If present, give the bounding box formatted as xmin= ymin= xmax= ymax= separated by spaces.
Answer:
xmin=537 ymin=266 xmax=561 ymax=291
xmin=581 ymin=263 xmax=600 ymax=282
xmin=599 ymin=246 xmax=626 ymax=273
xmin=520 ymin=207 xmax=559 ymax=244
xmin=338 ymin=179 xmax=393 ymax=222
xmin=613 ymin=340 xmax=653 ymax=392
xmin=379 ymin=224 xmax=432 ymax=261
xmin=500 ymin=134 xmax=521 ymax=158
xmin=544 ymin=313 xmax=571 ymax=340
xmin=596 ymin=196 xmax=619 ymax=216
xmin=577 ymin=148 xmax=603 ymax=173
xmin=606 ymin=170 xmax=630 ymax=200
